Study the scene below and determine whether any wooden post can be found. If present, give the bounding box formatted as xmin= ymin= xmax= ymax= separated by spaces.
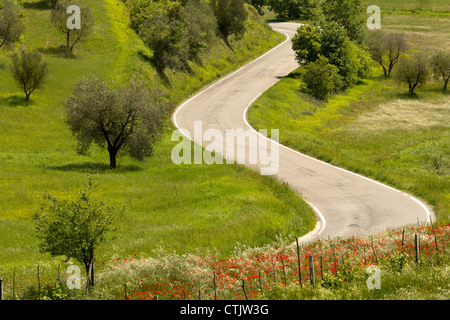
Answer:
xmin=280 ymin=255 xmax=287 ymax=287
xmin=295 ymin=238 xmax=302 ymax=287
xmin=417 ymin=218 xmax=421 ymax=253
xmin=37 ymin=266 xmax=41 ymax=300
xmin=401 ymin=228 xmax=405 ymax=251
xmin=124 ymin=283 xmax=127 ymax=300
xmin=258 ymin=271 xmax=263 ymax=295
xmin=0 ymin=278 xmax=3 ymax=300
xmin=415 ymin=234 xmax=420 ymax=266
xmin=198 ymin=289 xmax=201 ymax=300
xmin=270 ymin=255 xmax=276 ymax=283
xmin=242 ymin=279 xmax=248 ymax=300
xmin=309 ymin=256 xmax=315 ymax=286
xmin=320 ymin=256 xmax=324 ymax=281
xmin=213 ymin=271 xmax=217 ymax=300
xmin=429 ymin=215 xmax=440 ymax=264
xmin=371 ymin=236 xmax=378 ymax=265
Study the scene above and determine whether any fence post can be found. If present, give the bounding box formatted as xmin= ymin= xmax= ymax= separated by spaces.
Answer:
xmin=371 ymin=236 xmax=378 ymax=265
xmin=258 ymin=271 xmax=263 ymax=295
xmin=0 ymin=278 xmax=3 ymax=300
xmin=415 ymin=234 xmax=420 ymax=266
xmin=280 ymin=256 xmax=287 ymax=287
xmin=309 ymin=256 xmax=315 ymax=286
xmin=295 ymin=238 xmax=302 ymax=287
xmin=401 ymin=228 xmax=405 ymax=251
xmin=242 ymin=279 xmax=248 ymax=300
xmin=213 ymin=271 xmax=217 ymax=300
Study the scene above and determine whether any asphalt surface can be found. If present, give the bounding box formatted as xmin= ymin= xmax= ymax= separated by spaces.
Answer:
xmin=172 ymin=22 xmax=433 ymax=242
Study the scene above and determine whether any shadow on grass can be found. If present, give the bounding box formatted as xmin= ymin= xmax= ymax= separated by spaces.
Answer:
xmin=38 ymin=46 xmax=76 ymax=59
xmin=0 ymin=95 xmax=34 ymax=107
xmin=44 ymin=162 xmax=144 ymax=173
xmin=137 ymin=50 xmax=170 ymax=85
xmin=22 ymin=0 xmax=52 ymax=10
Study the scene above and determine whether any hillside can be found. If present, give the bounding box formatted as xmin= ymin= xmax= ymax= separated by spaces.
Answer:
xmin=0 ymin=0 xmax=316 ymax=279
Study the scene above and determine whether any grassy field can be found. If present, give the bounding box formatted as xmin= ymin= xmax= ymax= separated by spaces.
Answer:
xmin=0 ymin=0 xmax=317 ymax=279
xmin=248 ymin=3 xmax=449 ymax=225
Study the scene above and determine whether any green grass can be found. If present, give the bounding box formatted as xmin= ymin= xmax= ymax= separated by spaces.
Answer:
xmin=247 ymin=7 xmax=450 ymax=224
xmin=0 ymin=0 xmax=316 ymax=274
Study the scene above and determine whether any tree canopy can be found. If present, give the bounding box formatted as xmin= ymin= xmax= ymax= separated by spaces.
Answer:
xmin=65 ymin=75 xmax=168 ymax=169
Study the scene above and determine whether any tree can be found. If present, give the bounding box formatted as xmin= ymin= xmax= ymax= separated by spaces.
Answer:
xmin=185 ymin=0 xmax=218 ymax=62
xmin=0 ymin=0 xmax=24 ymax=49
xmin=322 ymin=0 xmax=365 ymax=43
xmin=293 ymin=23 xmax=369 ymax=90
xmin=431 ymin=51 xmax=450 ymax=91
xmin=9 ymin=49 xmax=48 ymax=101
xmin=268 ymin=0 xmax=322 ymax=21
xmin=365 ymin=31 xmax=408 ymax=78
xmin=394 ymin=53 xmax=430 ymax=96
xmin=301 ymin=55 xmax=341 ymax=100
xmin=291 ymin=24 xmax=321 ymax=65
xmin=211 ymin=0 xmax=248 ymax=47
xmin=51 ymin=0 xmax=94 ymax=54
xmin=65 ymin=75 xmax=168 ymax=169
xmin=138 ymin=1 xmax=190 ymax=72
xmin=34 ymin=178 xmax=120 ymax=288
xmin=248 ymin=0 xmax=266 ymax=15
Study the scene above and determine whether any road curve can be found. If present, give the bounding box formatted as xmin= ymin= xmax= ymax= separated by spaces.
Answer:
xmin=172 ymin=22 xmax=434 ymax=243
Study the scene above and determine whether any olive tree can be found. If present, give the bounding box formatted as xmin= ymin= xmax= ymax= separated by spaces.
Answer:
xmin=431 ymin=51 xmax=450 ymax=91
xmin=65 ymin=75 xmax=168 ymax=169
xmin=9 ymin=49 xmax=48 ymax=101
xmin=211 ymin=0 xmax=248 ymax=47
xmin=365 ymin=31 xmax=408 ymax=78
xmin=51 ymin=0 xmax=94 ymax=54
xmin=34 ymin=178 xmax=120 ymax=288
xmin=395 ymin=53 xmax=430 ymax=96
xmin=0 ymin=0 xmax=24 ymax=49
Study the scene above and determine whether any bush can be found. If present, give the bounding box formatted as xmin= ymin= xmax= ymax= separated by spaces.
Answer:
xmin=9 ymin=49 xmax=48 ymax=101
xmin=301 ymin=55 xmax=341 ymax=101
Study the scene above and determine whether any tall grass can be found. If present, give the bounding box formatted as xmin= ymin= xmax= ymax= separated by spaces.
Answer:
xmin=0 ymin=0 xmax=315 ymax=275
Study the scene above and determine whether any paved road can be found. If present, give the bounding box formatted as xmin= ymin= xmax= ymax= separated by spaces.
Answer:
xmin=172 ymin=22 xmax=433 ymax=242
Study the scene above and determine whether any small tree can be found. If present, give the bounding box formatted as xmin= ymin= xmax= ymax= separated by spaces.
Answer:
xmin=34 ymin=178 xmax=120 ymax=288
xmin=322 ymin=0 xmax=366 ymax=43
xmin=365 ymin=31 xmax=408 ymax=78
xmin=211 ymin=0 xmax=248 ymax=47
xmin=395 ymin=53 xmax=430 ymax=96
xmin=431 ymin=51 xmax=450 ymax=91
xmin=139 ymin=8 xmax=190 ymax=72
xmin=9 ymin=49 xmax=48 ymax=101
xmin=65 ymin=75 xmax=168 ymax=169
xmin=185 ymin=0 xmax=218 ymax=62
xmin=0 ymin=0 xmax=24 ymax=49
xmin=291 ymin=24 xmax=322 ymax=65
xmin=51 ymin=0 xmax=94 ymax=54
xmin=301 ymin=55 xmax=341 ymax=100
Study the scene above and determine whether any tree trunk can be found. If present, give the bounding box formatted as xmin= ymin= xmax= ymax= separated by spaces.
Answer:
xmin=66 ymin=30 xmax=71 ymax=49
xmin=108 ymin=148 xmax=117 ymax=169
xmin=444 ymin=78 xmax=448 ymax=91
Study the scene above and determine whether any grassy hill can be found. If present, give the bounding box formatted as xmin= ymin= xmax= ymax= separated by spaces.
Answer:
xmin=248 ymin=3 xmax=449 ymax=221
xmin=0 ymin=0 xmax=316 ymax=280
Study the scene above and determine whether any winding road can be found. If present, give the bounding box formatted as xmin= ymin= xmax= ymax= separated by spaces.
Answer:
xmin=172 ymin=22 xmax=433 ymax=243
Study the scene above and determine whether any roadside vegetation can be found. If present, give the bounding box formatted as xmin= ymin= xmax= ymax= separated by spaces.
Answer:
xmin=248 ymin=0 xmax=449 ymax=225
xmin=0 ymin=0 xmax=317 ymax=290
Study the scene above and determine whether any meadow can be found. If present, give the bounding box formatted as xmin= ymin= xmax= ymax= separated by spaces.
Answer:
xmin=249 ymin=2 xmax=450 ymax=225
xmin=0 ymin=0 xmax=316 ymax=279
